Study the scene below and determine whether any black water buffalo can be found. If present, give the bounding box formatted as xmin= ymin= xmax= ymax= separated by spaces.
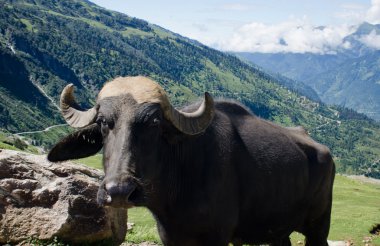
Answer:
xmin=48 ymin=76 xmax=335 ymax=246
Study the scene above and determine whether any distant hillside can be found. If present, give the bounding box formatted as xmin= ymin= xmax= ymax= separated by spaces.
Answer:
xmin=235 ymin=22 xmax=380 ymax=121
xmin=308 ymin=50 xmax=380 ymax=120
xmin=232 ymin=54 xmax=321 ymax=102
xmin=0 ymin=0 xmax=379 ymax=178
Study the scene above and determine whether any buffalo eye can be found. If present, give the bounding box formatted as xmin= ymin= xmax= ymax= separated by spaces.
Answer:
xmin=96 ymin=117 xmax=107 ymax=126
xmin=100 ymin=118 xmax=107 ymax=126
xmin=96 ymin=117 xmax=114 ymax=132
xmin=151 ymin=117 xmax=160 ymax=126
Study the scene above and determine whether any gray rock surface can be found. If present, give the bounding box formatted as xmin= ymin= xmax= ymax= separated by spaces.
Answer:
xmin=0 ymin=149 xmax=127 ymax=245
xmin=328 ymin=241 xmax=349 ymax=246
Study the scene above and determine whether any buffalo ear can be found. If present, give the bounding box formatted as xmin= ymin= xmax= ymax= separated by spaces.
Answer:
xmin=47 ymin=123 xmax=103 ymax=162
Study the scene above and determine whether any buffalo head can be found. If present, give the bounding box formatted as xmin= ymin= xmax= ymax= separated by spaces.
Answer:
xmin=48 ymin=76 xmax=214 ymax=208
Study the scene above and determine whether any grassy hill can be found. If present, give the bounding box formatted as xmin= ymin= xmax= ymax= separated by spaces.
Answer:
xmin=0 ymin=0 xmax=380 ymax=177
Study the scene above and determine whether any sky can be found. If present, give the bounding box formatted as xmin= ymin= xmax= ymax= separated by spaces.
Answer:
xmin=90 ymin=0 xmax=380 ymax=54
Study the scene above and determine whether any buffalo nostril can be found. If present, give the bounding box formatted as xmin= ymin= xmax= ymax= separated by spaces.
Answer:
xmin=105 ymin=182 xmax=117 ymax=193
xmin=105 ymin=182 xmax=137 ymax=201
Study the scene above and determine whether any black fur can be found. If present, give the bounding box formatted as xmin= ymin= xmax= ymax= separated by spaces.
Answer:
xmin=48 ymin=96 xmax=335 ymax=246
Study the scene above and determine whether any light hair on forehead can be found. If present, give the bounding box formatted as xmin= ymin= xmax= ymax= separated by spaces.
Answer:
xmin=98 ymin=76 xmax=170 ymax=109
xmin=59 ymin=75 xmax=214 ymax=134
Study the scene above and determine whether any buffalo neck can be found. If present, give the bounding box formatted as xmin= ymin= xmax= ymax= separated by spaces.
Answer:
xmin=148 ymin=129 xmax=218 ymax=219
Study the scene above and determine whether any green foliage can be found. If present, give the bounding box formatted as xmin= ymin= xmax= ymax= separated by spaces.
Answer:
xmin=0 ymin=0 xmax=379 ymax=177
xmin=14 ymin=137 xmax=27 ymax=150
xmin=0 ymin=131 xmax=38 ymax=152
xmin=26 ymin=236 xmax=68 ymax=246
xmin=0 ymin=141 xmax=19 ymax=150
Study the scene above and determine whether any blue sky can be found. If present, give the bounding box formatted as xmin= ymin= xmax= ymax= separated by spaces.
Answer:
xmin=90 ymin=0 xmax=380 ymax=53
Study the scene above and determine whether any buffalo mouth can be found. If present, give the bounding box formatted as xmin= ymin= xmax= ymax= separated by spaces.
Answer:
xmin=97 ymin=182 xmax=144 ymax=208
xmin=124 ymin=185 xmax=143 ymax=206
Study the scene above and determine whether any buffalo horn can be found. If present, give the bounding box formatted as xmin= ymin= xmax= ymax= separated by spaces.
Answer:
xmin=167 ymin=92 xmax=214 ymax=135
xmin=60 ymin=84 xmax=97 ymax=128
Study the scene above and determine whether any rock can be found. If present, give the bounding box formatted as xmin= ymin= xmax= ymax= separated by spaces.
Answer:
xmin=370 ymin=223 xmax=380 ymax=235
xmin=127 ymin=222 xmax=135 ymax=231
xmin=328 ymin=240 xmax=349 ymax=246
xmin=122 ymin=243 xmax=159 ymax=246
xmin=0 ymin=149 xmax=127 ymax=245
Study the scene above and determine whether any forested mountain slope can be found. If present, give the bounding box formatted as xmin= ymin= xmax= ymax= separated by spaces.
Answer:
xmin=0 ymin=0 xmax=379 ymax=177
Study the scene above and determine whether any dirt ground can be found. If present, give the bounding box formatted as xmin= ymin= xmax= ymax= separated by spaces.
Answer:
xmin=346 ymin=174 xmax=380 ymax=185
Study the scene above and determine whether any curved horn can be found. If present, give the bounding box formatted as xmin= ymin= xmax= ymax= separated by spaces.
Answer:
xmin=167 ymin=92 xmax=215 ymax=135
xmin=60 ymin=84 xmax=97 ymax=128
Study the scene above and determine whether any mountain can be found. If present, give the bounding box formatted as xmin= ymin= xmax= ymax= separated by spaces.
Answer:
xmin=231 ymin=54 xmax=321 ymax=102
xmin=0 ymin=0 xmax=379 ymax=178
xmin=236 ymin=52 xmax=343 ymax=84
xmin=308 ymin=51 xmax=380 ymax=120
xmin=235 ymin=22 xmax=380 ymax=120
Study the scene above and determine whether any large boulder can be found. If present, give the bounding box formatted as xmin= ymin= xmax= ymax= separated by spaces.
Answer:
xmin=0 ymin=149 xmax=127 ymax=245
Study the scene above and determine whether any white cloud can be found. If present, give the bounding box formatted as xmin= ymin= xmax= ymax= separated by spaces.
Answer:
xmin=366 ymin=0 xmax=380 ymax=24
xmin=359 ymin=30 xmax=380 ymax=49
xmin=205 ymin=0 xmax=380 ymax=54
xmin=216 ymin=18 xmax=356 ymax=54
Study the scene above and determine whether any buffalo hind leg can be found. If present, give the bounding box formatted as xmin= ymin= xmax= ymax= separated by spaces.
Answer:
xmin=304 ymin=206 xmax=332 ymax=246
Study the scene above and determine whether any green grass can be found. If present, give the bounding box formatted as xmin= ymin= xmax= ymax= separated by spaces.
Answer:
xmin=77 ymin=153 xmax=380 ymax=245
xmin=0 ymin=132 xmax=40 ymax=153
xmin=152 ymin=26 xmax=177 ymax=39
xmin=0 ymin=143 xmax=40 ymax=153
xmin=122 ymin=27 xmax=152 ymax=37
xmin=20 ymin=18 xmax=34 ymax=31
xmin=0 ymin=141 xmax=19 ymax=151
xmin=329 ymin=175 xmax=380 ymax=244
xmin=75 ymin=154 xmax=103 ymax=169
xmin=79 ymin=17 xmax=114 ymax=31
xmin=127 ymin=208 xmax=162 ymax=244
xmin=290 ymin=175 xmax=380 ymax=245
